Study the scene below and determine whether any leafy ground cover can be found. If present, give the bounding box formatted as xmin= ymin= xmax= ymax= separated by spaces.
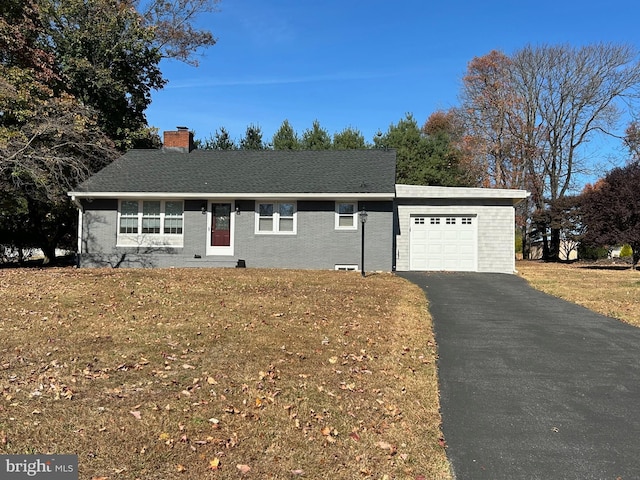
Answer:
xmin=0 ymin=268 xmax=450 ymax=480
xmin=517 ymin=261 xmax=640 ymax=327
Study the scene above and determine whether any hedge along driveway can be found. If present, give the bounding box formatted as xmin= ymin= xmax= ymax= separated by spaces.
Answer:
xmin=400 ymin=271 xmax=640 ymax=480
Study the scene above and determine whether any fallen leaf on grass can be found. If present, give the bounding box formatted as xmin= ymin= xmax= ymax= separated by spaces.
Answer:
xmin=438 ymin=437 xmax=447 ymax=448
xmin=209 ymin=458 xmax=221 ymax=470
xmin=291 ymin=469 xmax=304 ymax=476
xmin=236 ymin=464 xmax=251 ymax=474
xmin=176 ymin=464 xmax=187 ymax=473
xmin=129 ymin=410 xmax=141 ymax=420
xmin=375 ymin=441 xmax=397 ymax=455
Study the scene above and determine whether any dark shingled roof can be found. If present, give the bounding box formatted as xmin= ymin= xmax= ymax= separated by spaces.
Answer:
xmin=73 ymin=149 xmax=397 ymax=194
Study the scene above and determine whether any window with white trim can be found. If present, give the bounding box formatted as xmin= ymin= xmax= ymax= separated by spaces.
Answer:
xmin=142 ymin=201 xmax=161 ymax=233
xmin=117 ymin=200 xmax=184 ymax=247
xmin=120 ymin=200 xmax=139 ymax=233
xmin=164 ymin=201 xmax=184 ymax=234
xmin=430 ymin=217 xmax=440 ymax=225
xmin=256 ymin=201 xmax=296 ymax=234
xmin=446 ymin=217 xmax=456 ymax=225
xmin=335 ymin=202 xmax=357 ymax=229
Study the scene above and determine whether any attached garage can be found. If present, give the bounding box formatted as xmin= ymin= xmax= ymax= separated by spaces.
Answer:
xmin=395 ymin=184 xmax=529 ymax=274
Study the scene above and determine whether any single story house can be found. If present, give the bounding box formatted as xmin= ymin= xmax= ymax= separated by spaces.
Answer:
xmin=68 ymin=128 xmax=529 ymax=273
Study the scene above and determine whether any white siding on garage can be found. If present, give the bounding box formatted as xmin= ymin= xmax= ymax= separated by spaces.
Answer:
xmin=396 ymin=201 xmax=517 ymax=274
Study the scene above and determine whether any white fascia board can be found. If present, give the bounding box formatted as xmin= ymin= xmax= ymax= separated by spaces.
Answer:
xmin=395 ymin=184 xmax=530 ymax=201
xmin=69 ymin=192 xmax=395 ymax=200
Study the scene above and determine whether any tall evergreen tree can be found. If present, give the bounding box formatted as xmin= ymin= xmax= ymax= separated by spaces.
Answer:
xmin=272 ymin=120 xmax=300 ymax=150
xmin=333 ymin=127 xmax=366 ymax=149
xmin=301 ymin=120 xmax=332 ymax=150
xmin=201 ymin=127 xmax=236 ymax=150
xmin=240 ymin=123 xmax=266 ymax=150
xmin=375 ymin=113 xmax=469 ymax=186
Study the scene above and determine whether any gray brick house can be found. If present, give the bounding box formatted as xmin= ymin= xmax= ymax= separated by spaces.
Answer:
xmin=69 ymin=128 xmax=528 ymax=273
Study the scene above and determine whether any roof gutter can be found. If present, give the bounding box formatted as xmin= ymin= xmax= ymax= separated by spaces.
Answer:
xmin=67 ymin=192 xmax=396 ymax=201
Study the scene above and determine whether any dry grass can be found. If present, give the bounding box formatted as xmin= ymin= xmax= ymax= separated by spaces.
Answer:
xmin=0 ymin=268 xmax=450 ymax=480
xmin=517 ymin=261 xmax=640 ymax=327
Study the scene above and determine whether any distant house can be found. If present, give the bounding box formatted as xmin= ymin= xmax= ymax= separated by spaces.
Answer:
xmin=529 ymin=240 xmax=579 ymax=261
xmin=68 ymin=128 xmax=528 ymax=273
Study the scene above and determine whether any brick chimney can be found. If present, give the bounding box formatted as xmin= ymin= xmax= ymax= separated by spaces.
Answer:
xmin=163 ymin=126 xmax=194 ymax=152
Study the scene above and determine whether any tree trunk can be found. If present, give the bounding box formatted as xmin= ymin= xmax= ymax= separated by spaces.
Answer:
xmin=632 ymin=243 xmax=640 ymax=270
xmin=539 ymin=223 xmax=550 ymax=261
xmin=549 ymin=227 xmax=561 ymax=262
xmin=41 ymin=244 xmax=56 ymax=265
xmin=521 ymin=225 xmax=530 ymax=260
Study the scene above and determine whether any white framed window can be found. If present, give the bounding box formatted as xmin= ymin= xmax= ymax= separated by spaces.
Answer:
xmin=142 ymin=201 xmax=161 ymax=234
xmin=430 ymin=217 xmax=440 ymax=225
xmin=164 ymin=201 xmax=184 ymax=234
xmin=462 ymin=217 xmax=473 ymax=225
xmin=119 ymin=200 xmax=139 ymax=233
xmin=446 ymin=217 xmax=456 ymax=225
xmin=256 ymin=201 xmax=297 ymax=234
xmin=335 ymin=202 xmax=357 ymax=230
xmin=117 ymin=200 xmax=184 ymax=247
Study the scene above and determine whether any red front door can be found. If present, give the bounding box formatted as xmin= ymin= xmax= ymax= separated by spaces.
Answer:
xmin=211 ymin=203 xmax=231 ymax=247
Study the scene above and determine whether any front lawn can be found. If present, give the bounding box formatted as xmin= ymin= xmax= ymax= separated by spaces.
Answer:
xmin=0 ymin=268 xmax=450 ymax=479
xmin=517 ymin=261 xmax=640 ymax=327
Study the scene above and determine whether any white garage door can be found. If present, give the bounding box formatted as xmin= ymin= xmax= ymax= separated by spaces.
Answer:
xmin=409 ymin=216 xmax=477 ymax=271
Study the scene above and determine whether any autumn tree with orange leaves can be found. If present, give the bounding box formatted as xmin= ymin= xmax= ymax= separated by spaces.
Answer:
xmin=458 ymin=43 xmax=640 ymax=261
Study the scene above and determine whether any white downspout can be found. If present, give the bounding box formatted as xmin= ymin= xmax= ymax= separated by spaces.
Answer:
xmin=71 ymin=196 xmax=83 ymax=255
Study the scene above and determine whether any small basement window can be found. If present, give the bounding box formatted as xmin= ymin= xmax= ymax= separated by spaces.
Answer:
xmin=335 ymin=265 xmax=358 ymax=271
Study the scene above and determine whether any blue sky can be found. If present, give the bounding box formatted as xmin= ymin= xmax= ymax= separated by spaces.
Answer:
xmin=146 ymin=0 xmax=640 ymax=168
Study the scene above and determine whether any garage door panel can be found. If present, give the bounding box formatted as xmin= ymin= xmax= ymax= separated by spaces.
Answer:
xmin=409 ymin=215 xmax=477 ymax=271
xmin=443 ymin=231 xmax=459 ymax=241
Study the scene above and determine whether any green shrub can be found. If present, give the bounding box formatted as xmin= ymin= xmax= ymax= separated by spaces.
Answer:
xmin=578 ymin=243 xmax=609 ymax=260
xmin=515 ymin=230 xmax=523 ymax=253
xmin=620 ymin=244 xmax=633 ymax=258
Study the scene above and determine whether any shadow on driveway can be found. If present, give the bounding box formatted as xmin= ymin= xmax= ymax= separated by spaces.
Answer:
xmin=399 ymin=271 xmax=640 ymax=480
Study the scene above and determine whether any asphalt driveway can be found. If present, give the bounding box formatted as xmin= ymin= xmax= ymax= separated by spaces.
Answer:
xmin=399 ymin=272 xmax=640 ymax=480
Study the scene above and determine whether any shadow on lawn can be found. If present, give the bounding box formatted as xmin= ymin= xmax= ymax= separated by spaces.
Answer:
xmin=579 ymin=264 xmax=638 ymax=271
